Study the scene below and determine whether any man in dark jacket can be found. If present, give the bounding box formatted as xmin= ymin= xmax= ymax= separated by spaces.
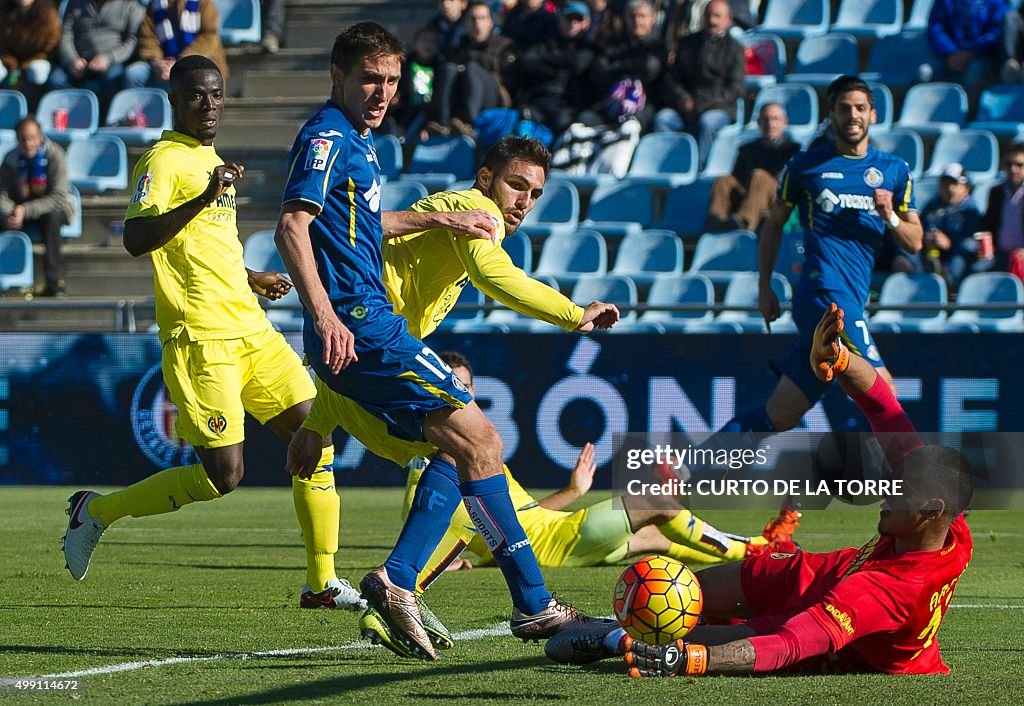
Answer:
xmin=0 ymin=116 xmax=75 ymax=296
xmin=653 ymin=0 xmax=745 ymax=168
xmin=978 ymin=143 xmax=1024 ymax=275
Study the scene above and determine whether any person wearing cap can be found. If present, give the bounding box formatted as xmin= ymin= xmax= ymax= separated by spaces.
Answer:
xmin=919 ymin=163 xmax=982 ymax=290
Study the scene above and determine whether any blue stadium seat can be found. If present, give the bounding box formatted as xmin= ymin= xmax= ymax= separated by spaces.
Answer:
xmin=870 ymin=272 xmax=947 ymax=333
xmin=774 ymin=231 xmax=806 ymax=287
xmin=738 ymin=32 xmax=786 ymax=89
xmin=946 ymin=272 xmax=1024 ymax=333
xmin=0 ymin=131 xmax=14 ymax=159
xmin=654 ymin=181 xmax=713 ymax=241
xmin=912 ymin=176 xmax=940 ymax=210
xmin=702 ymin=134 xmax=739 ymax=178
xmin=571 ymin=274 xmax=638 ymax=325
xmin=905 ymin=0 xmax=934 ymax=30
xmin=746 ymin=84 xmax=819 ymax=142
xmin=718 ymin=272 xmax=794 ymax=332
xmin=435 ymin=282 xmax=484 ymax=330
xmin=375 ymin=134 xmax=403 ymax=181
xmin=534 ymin=230 xmax=607 ymax=287
xmin=580 ymin=181 xmax=652 ymax=239
xmin=968 ymin=85 xmax=1024 ymax=141
xmin=896 ymin=82 xmax=968 ymax=137
xmin=381 ymin=180 xmax=427 ymax=211
xmin=519 ymin=179 xmax=579 ymax=238
xmin=925 ymin=129 xmax=999 ymax=182
xmin=99 ymin=88 xmax=172 ymax=145
xmin=831 ymin=0 xmax=902 ymax=38
xmin=689 ymin=230 xmax=758 ymax=285
xmin=625 ymin=133 xmax=698 ymax=188
xmin=862 ymin=31 xmax=938 ymax=88
xmin=36 ymin=89 xmax=99 ymax=144
xmin=0 ymin=231 xmax=33 ymax=291
xmin=63 ymin=184 xmax=82 ymax=238
xmin=242 ymin=230 xmax=303 ymax=331
xmin=759 ymin=0 xmax=830 ymax=39
xmin=0 ymin=89 xmax=27 ymax=135
xmin=971 ymin=180 xmax=996 ymax=213
xmin=869 ymin=82 xmax=894 ymax=133
xmin=67 ymin=135 xmax=128 ymax=193
xmin=640 ymin=273 xmax=715 ymax=331
xmin=787 ymin=33 xmax=859 ymax=87
xmin=611 ymin=230 xmax=684 ymax=285
xmin=871 ymin=128 xmax=924 ymax=179
xmin=406 ymin=135 xmax=476 ymax=190
xmin=501 ymin=230 xmax=532 ymax=273
xmin=215 ymin=0 xmax=262 ymax=44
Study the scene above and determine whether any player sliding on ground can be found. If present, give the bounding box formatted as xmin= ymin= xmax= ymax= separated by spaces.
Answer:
xmin=546 ymin=303 xmax=974 ymax=676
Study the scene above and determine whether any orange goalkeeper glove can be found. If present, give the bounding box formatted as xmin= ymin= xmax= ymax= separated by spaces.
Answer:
xmin=810 ymin=303 xmax=851 ymax=383
xmin=624 ymin=635 xmax=708 ymax=678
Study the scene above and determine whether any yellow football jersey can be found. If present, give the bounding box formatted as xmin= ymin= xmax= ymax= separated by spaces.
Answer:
xmin=125 ymin=130 xmax=268 ymax=343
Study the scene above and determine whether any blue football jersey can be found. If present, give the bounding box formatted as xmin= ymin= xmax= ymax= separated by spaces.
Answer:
xmin=282 ymin=101 xmax=392 ymax=320
xmin=779 ymin=143 xmax=915 ymax=303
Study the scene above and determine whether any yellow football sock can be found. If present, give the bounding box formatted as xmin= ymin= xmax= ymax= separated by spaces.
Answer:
xmin=88 ymin=464 xmax=221 ymax=527
xmin=293 ymin=445 xmax=339 ymax=592
xmin=663 ymin=541 xmax=730 ymax=565
xmin=657 ymin=509 xmax=749 ymax=561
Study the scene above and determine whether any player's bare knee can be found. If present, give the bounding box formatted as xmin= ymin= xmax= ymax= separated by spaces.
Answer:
xmin=208 ymin=462 xmax=244 ymax=494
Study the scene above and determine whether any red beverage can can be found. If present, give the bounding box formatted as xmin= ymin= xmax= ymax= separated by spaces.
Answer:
xmin=52 ymin=108 xmax=68 ymax=131
xmin=974 ymin=231 xmax=995 ymax=260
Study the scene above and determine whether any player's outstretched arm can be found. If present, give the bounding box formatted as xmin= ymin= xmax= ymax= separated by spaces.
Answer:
xmin=275 ymin=202 xmax=358 ymax=372
xmin=124 ymin=163 xmax=243 ymax=257
xmin=382 ymin=209 xmax=498 ymax=241
xmin=756 ymin=200 xmax=793 ymax=331
xmin=538 ymin=442 xmax=596 ymax=510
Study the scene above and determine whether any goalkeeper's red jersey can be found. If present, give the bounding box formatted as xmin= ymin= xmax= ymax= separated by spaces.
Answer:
xmin=743 ymin=514 xmax=973 ymax=674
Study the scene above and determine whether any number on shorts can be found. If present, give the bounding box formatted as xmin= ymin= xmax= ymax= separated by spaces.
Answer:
xmin=415 ymin=347 xmax=452 ymax=380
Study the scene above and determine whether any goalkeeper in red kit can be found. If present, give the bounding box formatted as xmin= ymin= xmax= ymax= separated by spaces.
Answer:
xmin=546 ymin=303 xmax=974 ymax=676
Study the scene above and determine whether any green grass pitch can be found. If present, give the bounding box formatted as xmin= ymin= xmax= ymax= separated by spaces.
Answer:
xmin=1 ymin=487 xmax=1022 ymax=704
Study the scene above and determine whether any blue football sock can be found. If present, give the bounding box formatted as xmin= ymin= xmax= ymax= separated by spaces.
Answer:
xmin=462 ymin=474 xmax=551 ymax=615
xmin=384 ymin=457 xmax=461 ymax=590
xmin=721 ymin=406 xmax=776 ymax=434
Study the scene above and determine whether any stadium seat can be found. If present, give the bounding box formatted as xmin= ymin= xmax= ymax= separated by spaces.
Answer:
xmin=717 ymin=272 xmax=794 ymax=332
xmin=519 ymin=179 xmax=579 ymax=238
xmin=63 ymin=184 xmax=82 ymax=239
xmin=406 ymin=135 xmax=476 ymax=190
xmin=971 ymin=180 xmax=996 ymax=213
xmin=0 ymin=131 xmax=14 ymax=159
xmin=905 ymin=0 xmax=934 ymax=30
xmin=67 ymin=135 xmax=128 ymax=193
xmin=871 ymin=128 xmax=924 ymax=179
xmin=831 ymin=0 xmax=902 ymax=37
xmin=745 ymin=84 xmax=818 ymax=142
xmin=571 ymin=274 xmax=638 ymax=325
xmin=36 ymin=89 xmax=99 ymax=144
xmin=242 ymin=230 xmax=303 ymax=331
xmin=99 ymin=88 xmax=171 ymax=145
xmin=787 ymin=33 xmax=859 ymax=87
xmin=580 ymin=181 xmax=652 ymax=239
xmin=925 ymin=130 xmax=999 ymax=182
xmin=946 ymin=272 xmax=1024 ymax=333
xmin=688 ymin=230 xmax=758 ymax=284
xmin=450 ymin=320 xmax=511 ymax=333
xmin=625 ymin=133 xmax=698 ymax=188
xmin=913 ymin=176 xmax=940 ymax=210
xmin=759 ymin=0 xmax=830 ymax=39
xmin=968 ymin=85 xmax=1024 ymax=142
xmin=774 ymin=230 xmax=806 ymax=287
xmin=0 ymin=231 xmax=33 ymax=291
xmin=862 ymin=31 xmax=938 ymax=88
xmin=447 ymin=179 xmax=476 ymax=191
xmin=896 ymin=83 xmax=968 ymax=137
xmin=0 ymin=89 xmax=27 ymax=135
xmin=501 ymin=230 xmax=532 ymax=273
xmin=375 ymin=134 xmax=403 ymax=181
xmin=702 ymin=134 xmax=739 ymax=178
xmin=654 ymin=181 xmax=713 ymax=241
xmin=381 ymin=180 xmax=427 ymax=211
xmin=611 ymin=230 xmax=685 ymax=285
xmin=534 ymin=230 xmax=607 ymax=287
xmin=435 ymin=282 xmax=484 ymax=330
xmin=869 ymin=82 xmax=894 ymax=133
xmin=870 ymin=272 xmax=947 ymax=333
xmin=738 ymin=32 xmax=786 ymax=89
xmin=640 ymin=272 xmax=715 ymax=331
xmin=214 ymin=0 xmax=262 ymax=44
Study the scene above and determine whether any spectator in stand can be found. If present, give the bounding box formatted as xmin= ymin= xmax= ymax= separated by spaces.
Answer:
xmin=705 ymin=102 xmax=799 ymax=233
xmin=1000 ymin=4 xmax=1024 ymax=83
xmin=51 ymin=0 xmax=147 ymax=112
xmin=398 ymin=26 xmax=443 ymax=139
xmin=260 ymin=0 xmax=285 ymax=54
xmin=0 ymin=0 xmax=60 ymax=96
xmin=665 ymin=0 xmax=754 ymax=43
xmin=0 ymin=116 xmax=75 ymax=296
xmin=979 ymin=143 xmax=1024 ymax=278
xmin=513 ymin=1 xmax=598 ymax=136
xmin=431 ymin=1 xmax=515 ymax=138
xmin=926 ymin=0 xmax=1006 ymax=96
xmin=653 ymin=0 xmax=744 ymax=168
xmin=585 ymin=0 xmax=620 ymax=46
xmin=128 ymin=0 xmax=229 ymax=90
xmin=918 ymin=163 xmax=982 ymax=290
xmin=502 ymin=0 xmax=558 ymax=49
xmin=427 ymin=0 xmax=470 ymax=62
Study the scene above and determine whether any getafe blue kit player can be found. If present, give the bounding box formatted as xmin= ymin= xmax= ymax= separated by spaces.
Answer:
xmin=273 ymin=23 xmax=607 ymax=661
xmin=721 ymin=75 xmax=923 ymax=437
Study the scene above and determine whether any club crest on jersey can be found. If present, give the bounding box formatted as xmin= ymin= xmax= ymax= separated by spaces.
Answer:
xmin=131 ymin=173 xmax=152 ymax=203
xmin=863 ymin=167 xmax=884 ymax=188
xmin=207 ymin=414 xmax=228 ymax=435
xmin=305 ymin=138 xmax=332 ymax=171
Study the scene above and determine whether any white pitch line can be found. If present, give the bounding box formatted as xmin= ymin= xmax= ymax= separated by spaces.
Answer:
xmin=0 ymin=623 xmax=512 ymax=685
xmin=950 ymin=604 xmax=1024 ymax=609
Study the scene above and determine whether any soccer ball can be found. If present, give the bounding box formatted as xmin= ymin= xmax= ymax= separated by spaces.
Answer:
xmin=613 ymin=555 xmax=702 ymax=645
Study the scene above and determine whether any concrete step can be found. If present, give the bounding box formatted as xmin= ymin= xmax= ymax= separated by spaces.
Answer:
xmin=0 ymin=298 xmax=155 ymax=333
xmin=242 ymin=70 xmax=327 ymax=99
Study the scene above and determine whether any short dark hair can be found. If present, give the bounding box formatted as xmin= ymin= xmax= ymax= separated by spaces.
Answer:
xmin=14 ymin=115 xmax=40 ymax=134
xmin=1007 ymin=143 xmax=1024 ymax=160
xmin=480 ymin=136 xmax=551 ymax=177
xmin=898 ymin=445 xmax=974 ymax=517
xmin=467 ymin=0 xmax=492 ymax=13
xmin=826 ymin=75 xmax=874 ymax=112
xmin=331 ymin=22 xmax=405 ymax=74
xmin=439 ymin=350 xmax=472 ymax=381
xmin=169 ymin=55 xmax=222 ymax=89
